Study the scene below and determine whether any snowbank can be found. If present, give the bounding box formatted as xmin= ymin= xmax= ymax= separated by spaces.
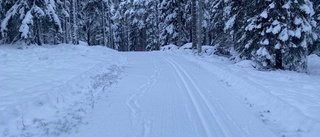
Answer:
xmin=308 ymin=54 xmax=320 ymax=75
xmin=179 ymin=43 xmax=192 ymax=50
xmin=162 ymin=43 xmax=217 ymax=56
xmin=160 ymin=44 xmax=178 ymax=51
xmin=0 ymin=44 xmax=127 ymax=136
xmin=202 ymin=45 xmax=217 ymax=55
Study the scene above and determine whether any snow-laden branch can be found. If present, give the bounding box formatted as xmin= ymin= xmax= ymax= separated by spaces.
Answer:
xmin=1 ymin=3 xmax=19 ymax=35
xmin=19 ymin=10 xmax=33 ymax=39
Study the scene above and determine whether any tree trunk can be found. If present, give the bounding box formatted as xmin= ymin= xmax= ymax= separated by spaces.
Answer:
xmin=102 ymin=2 xmax=106 ymax=47
xmin=54 ymin=29 xmax=57 ymax=45
xmin=126 ymin=16 xmax=130 ymax=51
xmin=191 ymin=0 xmax=197 ymax=50
xmin=71 ymin=0 xmax=79 ymax=44
xmin=155 ymin=1 xmax=160 ymax=50
xmin=275 ymin=49 xmax=282 ymax=69
xmin=177 ymin=1 xmax=182 ymax=47
xmin=87 ymin=22 xmax=91 ymax=46
xmin=197 ymin=0 xmax=203 ymax=54
xmin=106 ymin=0 xmax=114 ymax=49
xmin=36 ymin=18 xmax=42 ymax=45
xmin=64 ymin=0 xmax=69 ymax=44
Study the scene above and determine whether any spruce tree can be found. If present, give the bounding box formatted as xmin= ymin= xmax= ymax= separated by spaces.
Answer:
xmin=0 ymin=0 xmax=62 ymax=45
xmin=237 ymin=0 xmax=315 ymax=72
xmin=145 ymin=1 xmax=161 ymax=50
xmin=79 ymin=0 xmax=105 ymax=46
xmin=227 ymin=0 xmax=250 ymax=60
xmin=210 ymin=0 xmax=233 ymax=56
xmin=159 ymin=0 xmax=188 ymax=47
xmin=112 ymin=0 xmax=128 ymax=51
xmin=128 ymin=0 xmax=147 ymax=51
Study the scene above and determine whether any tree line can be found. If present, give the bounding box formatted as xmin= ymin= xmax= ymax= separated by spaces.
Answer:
xmin=0 ymin=0 xmax=319 ymax=72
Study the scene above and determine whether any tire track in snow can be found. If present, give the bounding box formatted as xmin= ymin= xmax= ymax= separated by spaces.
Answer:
xmin=125 ymin=57 xmax=161 ymax=137
xmin=163 ymin=57 xmax=232 ymax=137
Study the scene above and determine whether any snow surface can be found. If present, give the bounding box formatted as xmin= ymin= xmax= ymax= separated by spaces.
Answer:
xmin=0 ymin=44 xmax=126 ymax=136
xmin=260 ymin=10 xmax=268 ymax=19
xmin=63 ymin=51 xmax=276 ymax=137
xmin=202 ymin=45 xmax=217 ymax=55
xmin=179 ymin=42 xmax=193 ymax=50
xmin=170 ymin=49 xmax=320 ymax=137
xmin=1 ymin=44 xmax=320 ymax=137
xmin=160 ymin=44 xmax=178 ymax=51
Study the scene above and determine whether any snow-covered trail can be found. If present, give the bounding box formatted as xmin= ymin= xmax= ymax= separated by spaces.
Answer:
xmin=65 ymin=52 xmax=276 ymax=137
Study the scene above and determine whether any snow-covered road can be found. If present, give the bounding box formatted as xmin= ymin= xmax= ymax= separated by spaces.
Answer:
xmin=65 ymin=52 xmax=276 ymax=137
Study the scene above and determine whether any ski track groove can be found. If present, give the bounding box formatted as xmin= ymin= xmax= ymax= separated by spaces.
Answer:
xmin=164 ymin=57 xmax=230 ymax=137
xmin=165 ymin=56 xmax=255 ymax=137
xmin=125 ymin=57 xmax=161 ymax=137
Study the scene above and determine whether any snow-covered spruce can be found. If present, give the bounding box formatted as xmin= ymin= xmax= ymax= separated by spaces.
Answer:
xmin=237 ymin=0 xmax=316 ymax=72
xmin=1 ymin=0 xmax=62 ymax=45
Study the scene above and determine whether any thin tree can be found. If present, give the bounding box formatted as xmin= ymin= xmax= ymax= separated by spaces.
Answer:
xmin=71 ymin=0 xmax=79 ymax=44
xmin=191 ymin=0 xmax=197 ymax=50
xmin=197 ymin=0 xmax=203 ymax=54
xmin=102 ymin=0 xmax=106 ymax=46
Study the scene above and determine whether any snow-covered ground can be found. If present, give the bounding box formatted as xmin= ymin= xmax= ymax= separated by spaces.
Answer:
xmin=1 ymin=44 xmax=320 ymax=137
xmin=169 ymin=48 xmax=320 ymax=137
xmin=0 ymin=44 xmax=126 ymax=136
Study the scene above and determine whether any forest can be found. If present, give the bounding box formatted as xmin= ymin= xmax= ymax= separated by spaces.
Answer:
xmin=0 ymin=0 xmax=319 ymax=72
